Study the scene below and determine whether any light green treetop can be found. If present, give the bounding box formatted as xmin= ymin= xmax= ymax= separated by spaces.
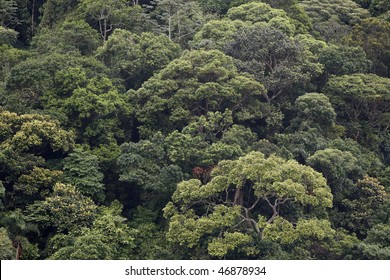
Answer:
xmin=164 ymin=151 xmax=333 ymax=257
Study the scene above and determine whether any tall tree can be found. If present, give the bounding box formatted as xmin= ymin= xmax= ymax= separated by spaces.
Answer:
xmin=146 ymin=0 xmax=205 ymax=46
xmin=164 ymin=151 xmax=333 ymax=258
xmin=322 ymin=74 xmax=390 ymax=151
xmin=347 ymin=17 xmax=390 ymax=77
xmin=62 ymin=147 xmax=105 ymax=204
xmin=78 ymin=0 xmax=144 ymax=41
xmin=96 ymin=29 xmax=181 ymax=89
xmin=0 ymin=109 xmax=75 ymax=208
xmin=225 ymin=25 xmax=323 ymax=103
xmin=300 ymin=0 xmax=369 ymax=42
xmin=129 ymin=49 xmax=266 ymax=137
xmin=48 ymin=201 xmax=135 ymax=259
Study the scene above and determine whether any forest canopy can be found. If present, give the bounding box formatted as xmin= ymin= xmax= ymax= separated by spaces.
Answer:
xmin=0 ymin=0 xmax=389 ymax=260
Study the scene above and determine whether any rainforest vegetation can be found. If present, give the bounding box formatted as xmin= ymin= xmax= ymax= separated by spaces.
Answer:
xmin=0 ymin=0 xmax=390 ymax=260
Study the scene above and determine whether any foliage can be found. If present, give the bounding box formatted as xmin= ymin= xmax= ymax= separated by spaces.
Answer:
xmin=77 ymin=0 xmax=144 ymax=41
xmin=0 ymin=227 xmax=14 ymax=259
xmin=347 ymin=17 xmax=390 ymax=77
xmin=1 ymin=0 xmax=389 ymax=260
xmin=96 ymin=29 xmax=181 ymax=89
xmin=164 ymin=151 xmax=333 ymax=258
xmin=0 ymin=109 xmax=74 ymax=207
xmin=259 ymin=0 xmax=312 ymax=33
xmin=192 ymin=1 xmax=299 ymax=49
xmin=291 ymin=93 xmax=336 ymax=132
xmin=319 ymin=45 xmax=372 ymax=76
xmin=48 ymin=201 xmax=135 ymax=259
xmin=146 ymin=0 xmax=206 ymax=46
xmin=300 ymin=0 xmax=370 ymax=42
xmin=25 ymin=184 xmax=97 ymax=233
xmin=62 ymin=147 xmax=105 ymax=203
xmin=129 ymin=49 xmax=266 ymax=137
xmin=42 ymin=67 xmax=131 ymax=146
xmin=32 ymin=19 xmax=101 ymax=55
xmin=117 ymin=132 xmax=184 ymax=208
xmin=307 ymin=148 xmax=363 ymax=207
xmin=322 ymin=74 xmax=390 ymax=151
xmin=0 ymin=25 xmax=17 ymax=44
xmin=225 ymin=25 xmax=323 ymax=103
xmin=341 ymin=176 xmax=388 ymax=237
xmin=358 ymin=223 xmax=390 ymax=259
xmin=3 ymin=52 xmax=108 ymax=113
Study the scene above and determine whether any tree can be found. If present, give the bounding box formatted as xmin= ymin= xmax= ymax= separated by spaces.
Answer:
xmin=0 ymin=210 xmax=40 ymax=259
xmin=290 ymin=93 xmax=336 ymax=132
xmin=13 ymin=167 xmax=63 ymax=201
xmin=0 ymin=0 xmax=18 ymax=28
xmin=26 ymin=183 xmax=97 ymax=233
xmin=358 ymin=223 xmax=390 ymax=259
xmin=32 ymin=19 xmax=101 ymax=55
xmin=227 ymin=2 xmax=293 ymax=27
xmin=319 ymin=45 xmax=372 ymax=77
xmin=300 ymin=0 xmax=369 ymax=42
xmin=328 ymin=138 xmax=384 ymax=175
xmin=259 ymin=0 xmax=312 ymax=34
xmin=347 ymin=17 xmax=390 ymax=77
xmin=224 ymin=25 xmax=323 ymax=103
xmin=192 ymin=2 xmax=299 ymax=49
xmin=78 ymin=0 xmax=144 ymax=41
xmin=96 ymin=29 xmax=181 ymax=89
xmin=164 ymin=151 xmax=333 ymax=258
xmin=43 ymin=67 xmax=131 ymax=146
xmin=191 ymin=19 xmax=249 ymax=50
xmin=322 ymin=74 xmax=390 ymax=150
xmin=369 ymin=0 xmax=390 ymax=16
xmin=227 ymin=2 xmax=298 ymax=36
xmin=163 ymin=110 xmax=251 ymax=169
xmin=307 ymin=148 xmax=362 ymax=204
xmin=0 ymin=227 xmax=14 ymax=259
xmin=275 ymin=129 xmax=328 ymax=163
xmin=117 ymin=132 xmax=184 ymax=208
xmin=48 ymin=201 xmax=135 ymax=259
xmin=39 ymin=0 xmax=80 ymax=28
xmin=196 ymin=0 xmax=234 ymax=14
xmin=128 ymin=206 xmax=184 ymax=259
xmin=3 ymin=52 xmax=108 ymax=113
xmin=129 ymin=49 xmax=266 ymax=137
xmin=341 ymin=176 xmax=388 ymax=237
xmin=0 ymin=109 xmax=75 ymax=208
xmin=147 ymin=0 xmax=206 ymax=46
xmin=0 ymin=25 xmax=17 ymax=44
xmin=62 ymin=147 xmax=105 ymax=204
xmin=0 ymin=44 xmax=28 ymax=97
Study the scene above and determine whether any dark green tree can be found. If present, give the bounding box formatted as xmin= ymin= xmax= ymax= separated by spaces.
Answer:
xmin=77 ymin=0 xmax=144 ymax=41
xmin=48 ymin=201 xmax=135 ymax=259
xmin=96 ymin=29 xmax=181 ymax=89
xmin=129 ymin=49 xmax=266 ymax=137
xmin=358 ymin=223 xmax=390 ymax=259
xmin=63 ymin=147 xmax=105 ymax=204
xmin=322 ymin=74 xmax=390 ymax=151
xmin=0 ymin=227 xmax=14 ymax=259
xmin=225 ymin=25 xmax=323 ymax=103
xmin=26 ymin=183 xmax=97 ymax=233
xmin=347 ymin=17 xmax=390 ymax=77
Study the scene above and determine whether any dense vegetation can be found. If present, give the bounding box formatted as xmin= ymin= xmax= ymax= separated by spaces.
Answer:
xmin=0 ymin=0 xmax=389 ymax=260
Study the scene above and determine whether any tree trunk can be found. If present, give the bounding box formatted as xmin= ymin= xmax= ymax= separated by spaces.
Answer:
xmin=234 ymin=188 xmax=243 ymax=206
xmin=31 ymin=0 xmax=36 ymax=36
xmin=168 ymin=16 xmax=172 ymax=40
xmin=15 ymin=241 xmax=22 ymax=260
